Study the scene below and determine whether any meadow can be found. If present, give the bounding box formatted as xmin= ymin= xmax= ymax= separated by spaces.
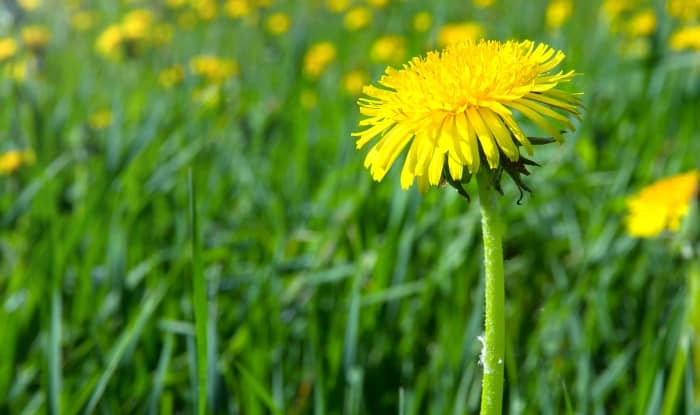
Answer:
xmin=1 ymin=0 xmax=700 ymax=413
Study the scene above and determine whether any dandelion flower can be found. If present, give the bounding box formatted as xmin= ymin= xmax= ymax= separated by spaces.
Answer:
xmin=21 ymin=25 xmax=51 ymax=51
xmin=18 ymin=0 xmax=40 ymax=12
xmin=624 ymin=9 xmax=657 ymax=37
xmin=190 ymin=56 xmax=239 ymax=83
xmin=159 ymin=64 xmax=185 ymax=88
xmin=473 ymin=0 xmax=495 ymax=8
xmin=0 ymin=37 xmax=18 ymax=62
xmin=343 ymin=69 xmax=368 ymax=96
xmin=303 ymin=41 xmax=336 ymax=79
xmin=88 ymin=110 xmax=113 ymax=130
xmin=370 ymin=35 xmax=406 ymax=64
xmin=265 ymin=12 xmax=291 ymax=35
xmin=353 ymin=39 xmax=581 ymax=192
xmin=668 ymin=0 xmax=700 ymax=22
xmin=669 ymin=25 xmax=700 ymax=51
xmin=0 ymin=150 xmax=35 ymax=175
xmin=546 ymin=0 xmax=572 ymax=31
xmin=343 ymin=7 xmax=372 ymax=31
xmin=413 ymin=11 xmax=432 ymax=33
xmin=71 ymin=11 xmax=99 ymax=32
xmin=626 ymin=171 xmax=700 ymax=238
xmin=437 ymin=22 xmax=484 ymax=48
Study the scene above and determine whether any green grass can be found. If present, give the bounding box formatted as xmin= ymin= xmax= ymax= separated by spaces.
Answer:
xmin=1 ymin=0 xmax=700 ymax=413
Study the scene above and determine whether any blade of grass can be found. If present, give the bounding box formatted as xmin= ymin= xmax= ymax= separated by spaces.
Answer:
xmin=189 ymin=169 xmax=208 ymax=415
xmin=235 ymin=362 xmax=282 ymax=415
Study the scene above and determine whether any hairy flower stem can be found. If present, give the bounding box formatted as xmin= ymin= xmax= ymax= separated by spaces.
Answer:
xmin=477 ymin=174 xmax=505 ymax=415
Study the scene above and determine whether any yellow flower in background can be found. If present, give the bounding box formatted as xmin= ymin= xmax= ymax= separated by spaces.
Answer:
xmin=624 ymin=9 xmax=656 ymax=37
xmin=370 ymin=35 xmax=406 ymax=64
xmin=546 ymin=0 xmax=572 ymax=31
xmin=366 ymin=0 xmax=389 ymax=9
xmin=437 ymin=22 xmax=484 ymax=48
xmin=3 ymin=58 xmax=30 ymax=82
xmin=190 ymin=55 xmax=239 ymax=83
xmin=668 ymin=0 xmax=700 ymax=22
xmin=194 ymin=0 xmax=218 ymax=21
xmin=265 ymin=12 xmax=291 ymax=35
xmin=344 ymin=7 xmax=372 ymax=31
xmin=95 ymin=25 xmax=123 ymax=59
xmin=153 ymin=23 xmax=174 ymax=45
xmin=343 ymin=69 xmax=368 ymax=96
xmin=626 ymin=171 xmax=700 ymax=238
xmin=225 ymin=0 xmax=252 ymax=18
xmin=71 ymin=11 xmax=99 ymax=32
xmin=21 ymin=25 xmax=51 ymax=51
xmin=473 ymin=0 xmax=495 ymax=8
xmin=159 ymin=64 xmax=185 ymax=88
xmin=88 ymin=110 xmax=113 ymax=129
xmin=167 ymin=0 xmax=187 ymax=8
xmin=0 ymin=150 xmax=36 ymax=175
xmin=121 ymin=9 xmax=154 ymax=41
xmin=602 ymin=0 xmax=635 ymax=18
xmin=669 ymin=25 xmax=700 ymax=51
xmin=0 ymin=37 xmax=18 ymax=61
xmin=353 ymin=40 xmax=581 ymax=191
xmin=303 ymin=41 xmax=336 ymax=79
xmin=413 ymin=11 xmax=432 ymax=32
xmin=18 ymin=0 xmax=41 ymax=11
xmin=326 ymin=0 xmax=350 ymax=13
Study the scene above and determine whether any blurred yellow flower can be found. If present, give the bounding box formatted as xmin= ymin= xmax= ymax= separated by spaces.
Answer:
xmin=342 ymin=69 xmax=368 ymax=96
xmin=303 ymin=41 xmax=336 ymax=79
xmin=0 ymin=150 xmax=36 ymax=175
xmin=3 ymin=58 xmax=30 ymax=82
xmin=546 ymin=0 xmax=572 ymax=31
xmin=370 ymin=35 xmax=406 ymax=64
xmin=626 ymin=171 xmax=700 ymax=238
xmin=21 ymin=25 xmax=51 ymax=51
xmin=668 ymin=0 xmax=700 ymax=22
xmin=166 ymin=0 xmax=187 ymax=8
xmin=178 ymin=11 xmax=198 ymax=29
xmin=225 ymin=0 xmax=251 ymax=18
xmin=625 ymin=9 xmax=656 ymax=37
xmin=354 ymin=40 xmax=581 ymax=191
xmin=194 ymin=0 xmax=218 ymax=21
xmin=366 ymin=0 xmax=389 ymax=9
xmin=0 ymin=37 xmax=18 ymax=61
xmin=190 ymin=55 xmax=239 ymax=83
xmin=88 ymin=110 xmax=113 ymax=129
xmin=412 ymin=11 xmax=432 ymax=32
xmin=18 ymin=0 xmax=41 ymax=11
xmin=159 ymin=64 xmax=185 ymax=88
xmin=326 ymin=0 xmax=349 ymax=13
xmin=344 ymin=7 xmax=372 ymax=31
xmin=95 ymin=25 xmax=123 ymax=59
xmin=473 ymin=0 xmax=494 ymax=7
xmin=192 ymin=84 xmax=221 ymax=107
xmin=121 ymin=9 xmax=154 ymax=41
xmin=71 ymin=11 xmax=99 ymax=32
xmin=437 ymin=22 xmax=484 ymax=48
xmin=265 ymin=12 xmax=291 ymax=35
xmin=669 ymin=25 xmax=700 ymax=51
xmin=153 ymin=24 xmax=174 ymax=45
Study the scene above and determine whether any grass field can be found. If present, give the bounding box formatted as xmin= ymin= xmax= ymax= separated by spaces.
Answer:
xmin=2 ymin=0 xmax=700 ymax=413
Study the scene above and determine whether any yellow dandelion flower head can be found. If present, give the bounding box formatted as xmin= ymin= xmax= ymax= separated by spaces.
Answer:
xmin=624 ymin=8 xmax=657 ymax=37
xmin=194 ymin=0 xmax=218 ymax=21
xmin=0 ymin=37 xmax=19 ymax=61
xmin=413 ymin=11 xmax=432 ymax=33
xmin=437 ymin=22 xmax=484 ymax=48
xmin=366 ymin=0 xmax=390 ymax=9
xmin=668 ymin=0 xmax=700 ymax=22
xmin=344 ymin=7 xmax=372 ymax=31
xmin=167 ymin=0 xmax=187 ymax=8
xmin=3 ymin=57 xmax=31 ymax=82
xmin=95 ymin=25 xmax=123 ymax=59
xmin=265 ymin=12 xmax=291 ymax=35
xmin=473 ymin=0 xmax=495 ymax=8
xmin=121 ymin=9 xmax=155 ymax=41
xmin=370 ymin=35 xmax=406 ymax=64
xmin=21 ymin=25 xmax=51 ymax=50
xmin=669 ymin=25 xmax=700 ymax=51
xmin=159 ymin=64 xmax=185 ymax=88
xmin=343 ymin=69 xmax=369 ymax=96
xmin=225 ymin=0 xmax=252 ymax=19
xmin=88 ymin=110 xmax=113 ymax=129
xmin=326 ymin=0 xmax=350 ymax=13
xmin=546 ymin=0 xmax=572 ymax=31
xmin=0 ymin=149 xmax=35 ymax=175
xmin=303 ymin=41 xmax=336 ymax=79
xmin=190 ymin=55 xmax=239 ymax=83
xmin=626 ymin=171 xmax=700 ymax=238
xmin=353 ymin=39 xmax=582 ymax=192
xmin=18 ymin=0 xmax=41 ymax=12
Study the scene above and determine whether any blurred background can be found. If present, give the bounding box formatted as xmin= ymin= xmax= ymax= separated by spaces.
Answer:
xmin=1 ymin=0 xmax=700 ymax=413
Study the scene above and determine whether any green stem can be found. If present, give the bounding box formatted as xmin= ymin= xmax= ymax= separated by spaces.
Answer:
xmin=477 ymin=174 xmax=505 ymax=415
